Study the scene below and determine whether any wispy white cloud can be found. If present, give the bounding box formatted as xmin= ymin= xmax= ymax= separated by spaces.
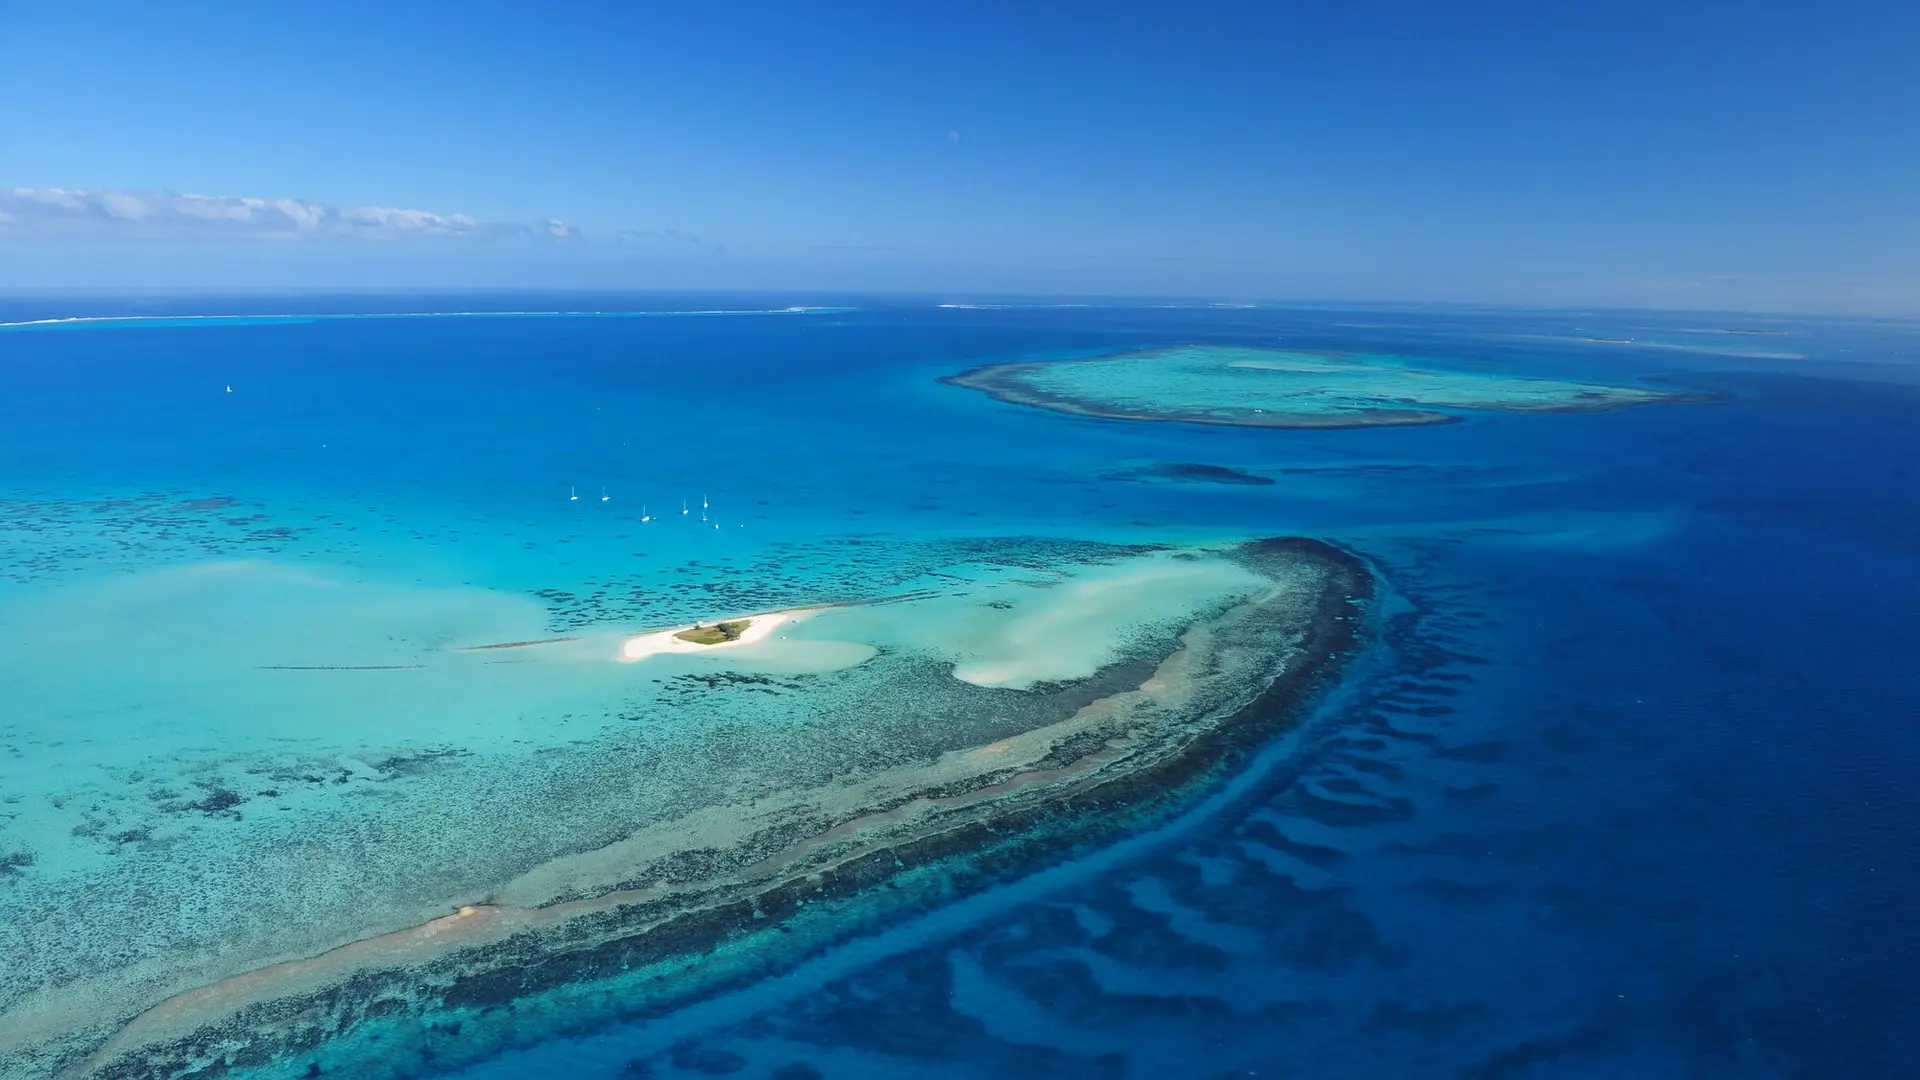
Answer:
xmin=0 ymin=187 xmax=557 ymax=241
xmin=611 ymin=227 xmax=724 ymax=254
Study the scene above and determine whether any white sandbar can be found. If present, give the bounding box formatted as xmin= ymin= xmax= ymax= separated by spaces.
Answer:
xmin=619 ymin=611 xmax=802 ymax=662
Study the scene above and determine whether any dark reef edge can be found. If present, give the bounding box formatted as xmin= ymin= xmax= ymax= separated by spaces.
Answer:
xmin=77 ymin=537 xmax=1376 ymax=1080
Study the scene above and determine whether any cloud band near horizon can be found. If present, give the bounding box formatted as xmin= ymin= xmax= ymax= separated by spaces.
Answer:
xmin=0 ymin=187 xmax=572 ymax=241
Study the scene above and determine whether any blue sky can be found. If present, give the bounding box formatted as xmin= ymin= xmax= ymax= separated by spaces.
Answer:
xmin=1 ymin=0 xmax=1915 ymax=311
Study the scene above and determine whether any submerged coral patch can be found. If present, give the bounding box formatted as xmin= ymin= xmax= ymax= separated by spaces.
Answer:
xmin=942 ymin=345 xmax=1705 ymax=429
xmin=1105 ymin=463 xmax=1276 ymax=486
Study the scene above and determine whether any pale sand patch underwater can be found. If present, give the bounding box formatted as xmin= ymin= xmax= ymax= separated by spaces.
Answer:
xmin=0 ymin=538 xmax=1371 ymax=1080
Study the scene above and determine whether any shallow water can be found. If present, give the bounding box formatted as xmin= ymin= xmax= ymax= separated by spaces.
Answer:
xmin=1 ymin=296 xmax=1916 ymax=1078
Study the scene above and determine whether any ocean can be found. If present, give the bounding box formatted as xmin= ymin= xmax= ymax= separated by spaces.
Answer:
xmin=0 ymin=294 xmax=1915 ymax=1079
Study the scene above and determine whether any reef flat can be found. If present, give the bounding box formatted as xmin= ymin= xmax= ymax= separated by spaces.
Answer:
xmin=8 ymin=538 xmax=1371 ymax=1080
xmin=942 ymin=345 xmax=1705 ymax=428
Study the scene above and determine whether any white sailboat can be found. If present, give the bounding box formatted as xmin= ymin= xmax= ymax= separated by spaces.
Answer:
xmin=681 ymin=500 xmax=688 ymax=515
xmin=640 ymin=505 xmax=654 ymax=522
xmin=600 ymin=487 xmax=610 ymax=503
xmin=569 ymin=485 xmax=578 ymax=502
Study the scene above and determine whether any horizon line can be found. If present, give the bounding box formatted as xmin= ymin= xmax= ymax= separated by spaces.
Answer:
xmin=0 ymin=288 xmax=1913 ymax=323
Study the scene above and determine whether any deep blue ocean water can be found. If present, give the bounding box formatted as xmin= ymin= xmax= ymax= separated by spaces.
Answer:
xmin=1 ymin=295 xmax=1915 ymax=1079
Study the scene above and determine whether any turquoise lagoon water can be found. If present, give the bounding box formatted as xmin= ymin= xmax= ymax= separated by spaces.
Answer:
xmin=1 ymin=296 xmax=1917 ymax=1078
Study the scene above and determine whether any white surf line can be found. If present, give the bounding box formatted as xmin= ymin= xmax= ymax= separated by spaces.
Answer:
xmin=450 ymin=589 xmax=1390 ymax=1080
xmin=0 ymin=307 xmax=852 ymax=330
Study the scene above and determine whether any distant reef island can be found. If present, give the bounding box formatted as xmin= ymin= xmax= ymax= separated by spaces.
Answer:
xmin=942 ymin=344 xmax=1709 ymax=429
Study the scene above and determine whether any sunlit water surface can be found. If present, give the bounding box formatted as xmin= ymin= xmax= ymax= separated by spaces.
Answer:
xmin=1 ymin=296 xmax=1916 ymax=1079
